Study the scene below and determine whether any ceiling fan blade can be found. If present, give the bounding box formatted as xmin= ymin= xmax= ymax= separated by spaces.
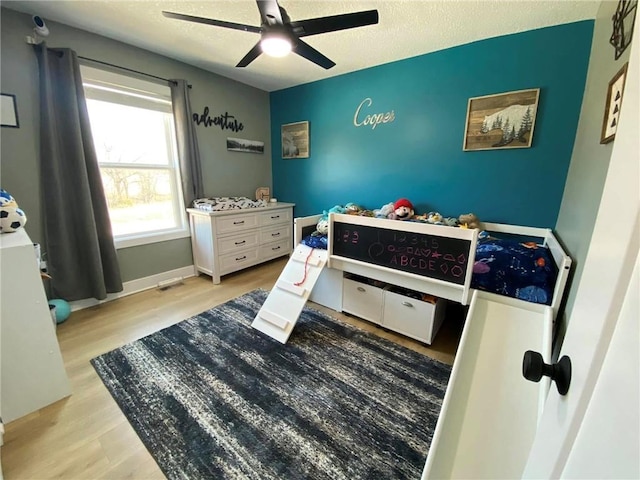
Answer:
xmin=290 ymin=10 xmax=379 ymax=37
xmin=256 ymin=0 xmax=284 ymax=26
xmin=162 ymin=11 xmax=261 ymax=33
xmin=236 ymin=41 xmax=263 ymax=68
xmin=294 ymin=39 xmax=336 ymax=69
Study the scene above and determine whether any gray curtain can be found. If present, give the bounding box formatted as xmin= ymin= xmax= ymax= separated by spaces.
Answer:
xmin=169 ymin=79 xmax=204 ymax=207
xmin=34 ymin=44 xmax=122 ymax=301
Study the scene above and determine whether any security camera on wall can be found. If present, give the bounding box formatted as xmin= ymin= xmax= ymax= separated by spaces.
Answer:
xmin=25 ymin=15 xmax=50 ymax=44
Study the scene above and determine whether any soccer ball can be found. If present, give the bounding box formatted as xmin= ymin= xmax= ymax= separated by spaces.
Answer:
xmin=0 ymin=206 xmax=27 ymax=233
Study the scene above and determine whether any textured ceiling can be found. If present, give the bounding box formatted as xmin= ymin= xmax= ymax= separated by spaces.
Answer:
xmin=3 ymin=0 xmax=599 ymax=91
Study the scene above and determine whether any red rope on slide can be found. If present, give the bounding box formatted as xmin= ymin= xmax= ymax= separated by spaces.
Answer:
xmin=294 ymin=248 xmax=315 ymax=286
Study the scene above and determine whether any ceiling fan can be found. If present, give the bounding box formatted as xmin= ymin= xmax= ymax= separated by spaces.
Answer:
xmin=162 ymin=0 xmax=379 ymax=69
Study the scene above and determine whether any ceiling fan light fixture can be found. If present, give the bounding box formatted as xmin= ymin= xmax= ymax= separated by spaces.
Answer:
xmin=260 ymin=33 xmax=292 ymax=57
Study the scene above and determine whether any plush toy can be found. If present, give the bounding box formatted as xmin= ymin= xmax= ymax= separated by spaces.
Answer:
xmin=443 ymin=216 xmax=460 ymax=227
xmin=314 ymin=205 xmax=346 ymax=236
xmin=426 ymin=211 xmax=443 ymax=225
xmin=458 ymin=213 xmax=480 ymax=229
xmin=344 ymin=202 xmax=363 ymax=215
xmin=316 ymin=217 xmax=329 ymax=235
xmin=393 ymin=198 xmax=414 ymax=221
xmin=0 ymin=189 xmax=27 ymax=233
xmin=374 ymin=202 xmax=395 ymax=219
xmin=324 ymin=205 xmax=346 ymax=216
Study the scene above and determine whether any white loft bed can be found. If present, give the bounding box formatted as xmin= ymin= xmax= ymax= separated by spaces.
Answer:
xmin=294 ymin=212 xmax=573 ymax=478
xmin=295 ymin=213 xmax=571 ymax=320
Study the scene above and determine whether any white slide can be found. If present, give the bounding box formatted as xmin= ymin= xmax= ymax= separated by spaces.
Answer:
xmin=423 ymin=290 xmax=553 ymax=479
xmin=251 ymin=244 xmax=328 ymax=343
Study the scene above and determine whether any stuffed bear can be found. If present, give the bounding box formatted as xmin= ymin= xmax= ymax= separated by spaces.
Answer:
xmin=393 ymin=198 xmax=414 ymax=221
xmin=458 ymin=213 xmax=480 ymax=229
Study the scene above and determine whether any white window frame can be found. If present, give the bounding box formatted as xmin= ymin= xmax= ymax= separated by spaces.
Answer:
xmin=80 ymin=65 xmax=189 ymax=249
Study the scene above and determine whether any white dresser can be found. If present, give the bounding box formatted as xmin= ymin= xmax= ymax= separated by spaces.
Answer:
xmin=0 ymin=229 xmax=71 ymax=423
xmin=187 ymin=203 xmax=295 ymax=284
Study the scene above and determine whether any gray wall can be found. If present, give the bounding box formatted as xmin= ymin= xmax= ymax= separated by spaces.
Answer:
xmin=555 ymin=0 xmax=631 ymax=324
xmin=0 ymin=7 xmax=272 ymax=282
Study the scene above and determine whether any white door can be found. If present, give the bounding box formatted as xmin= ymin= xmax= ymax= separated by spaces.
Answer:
xmin=523 ymin=19 xmax=639 ymax=478
xmin=561 ymin=250 xmax=638 ymax=479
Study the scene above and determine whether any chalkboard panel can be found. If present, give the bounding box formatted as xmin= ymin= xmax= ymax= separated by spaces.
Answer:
xmin=332 ymin=220 xmax=472 ymax=285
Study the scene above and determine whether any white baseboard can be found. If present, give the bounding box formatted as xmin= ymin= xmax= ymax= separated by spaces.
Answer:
xmin=69 ymin=265 xmax=196 ymax=312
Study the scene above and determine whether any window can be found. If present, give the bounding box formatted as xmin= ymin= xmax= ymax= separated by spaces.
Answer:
xmin=81 ymin=65 xmax=188 ymax=249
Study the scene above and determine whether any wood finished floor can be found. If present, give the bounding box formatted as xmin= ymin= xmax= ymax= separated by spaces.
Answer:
xmin=1 ymin=257 xmax=464 ymax=479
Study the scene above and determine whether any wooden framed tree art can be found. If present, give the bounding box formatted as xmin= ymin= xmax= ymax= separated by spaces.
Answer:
xmin=463 ymin=88 xmax=540 ymax=151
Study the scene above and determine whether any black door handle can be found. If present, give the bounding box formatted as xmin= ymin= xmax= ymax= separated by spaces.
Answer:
xmin=522 ymin=350 xmax=572 ymax=395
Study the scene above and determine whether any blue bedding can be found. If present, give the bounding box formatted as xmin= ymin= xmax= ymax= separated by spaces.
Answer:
xmin=471 ymin=236 xmax=558 ymax=305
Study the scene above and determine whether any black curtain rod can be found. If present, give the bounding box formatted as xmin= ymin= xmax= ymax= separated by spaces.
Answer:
xmin=77 ymin=56 xmax=192 ymax=88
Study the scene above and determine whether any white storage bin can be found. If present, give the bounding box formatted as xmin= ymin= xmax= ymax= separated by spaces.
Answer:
xmin=383 ymin=288 xmax=445 ymax=344
xmin=342 ymin=276 xmax=385 ymax=324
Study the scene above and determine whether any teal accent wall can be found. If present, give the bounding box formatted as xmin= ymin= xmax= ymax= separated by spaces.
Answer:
xmin=271 ymin=21 xmax=594 ymax=227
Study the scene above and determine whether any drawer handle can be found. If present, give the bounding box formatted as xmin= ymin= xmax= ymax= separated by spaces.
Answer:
xmin=271 ymin=215 xmax=280 ymax=219
xmin=236 ymin=255 xmax=247 ymax=261
xmin=235 ymin=240 xmax=246 ymax=245
xmin=357 ymin=286 xmax=366 ymax=292
xmin=233 ymin=220 xmax=245 ymax=225
xmin=271 ymin=232 xmax=280 ymax=237
xmin=272 ymin=246 xmax=281 ymax=251
xmin=402 ymin=301 xmax=414 ymax=308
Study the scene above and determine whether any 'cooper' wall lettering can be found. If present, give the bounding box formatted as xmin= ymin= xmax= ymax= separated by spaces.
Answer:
xmin=353 ymin=98 xmax=395 ymax=130
xmin=193 ymin=106 xmax=244 ymax=132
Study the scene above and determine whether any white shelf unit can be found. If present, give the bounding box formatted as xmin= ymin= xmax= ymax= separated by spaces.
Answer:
xmin=0 ymin=229 xmax=71 ymax=423
xmin=187 ymin=203 xmax=295 ymax=284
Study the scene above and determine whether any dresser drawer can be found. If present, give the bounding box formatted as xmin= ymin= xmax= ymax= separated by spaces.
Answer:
xmin=259 ymin=238 xmax=292 ymax=261
xmin=383 ymin=290 xmax=445 ymax=344
xmin=218 ymin=231 xmax=260 ymax=255
xmin=219 ymin=249 xmax=260 ymax=275
xmin=342 ymin=278 xmax=384 ymax=324
xmin=260 ymin=225 xmax=290 ymax=244
xmin=259 ymin=208 xmax=291 ymax=227
xmin=216 ymin=213 xmax=258 ymax=234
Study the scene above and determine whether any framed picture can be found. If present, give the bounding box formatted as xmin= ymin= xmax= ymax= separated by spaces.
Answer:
xmin=1 ymin=93 xmax=19 ymax=128
xmin=281 ymin=121 xmax=309 ymax=159
xmin=600 ymin=63 xmax=629 ymax=144
xmin=463 ymin=88 xmax=540 ymax=151
xmin=226 ymin=137 xmax=264 ymax=154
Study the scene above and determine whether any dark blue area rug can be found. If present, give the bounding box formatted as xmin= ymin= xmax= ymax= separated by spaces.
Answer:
xmin=91 ymin=289 xmax=451 ymax=480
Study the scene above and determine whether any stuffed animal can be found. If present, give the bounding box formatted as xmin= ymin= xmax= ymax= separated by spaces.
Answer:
xmin=443 ymin=217 xmax=460 ymax=227
xmin=393 ymin=198 xmax=414 ymax=221
xmin=316 ymin=218 xmax=329 ymax=235
xmin=426 ymin=211 xmax=443 ymax=225
xmin=0 ymin=189 xmax=27 ymax=233
xmin=374 ymin=202 xmax=395 ymax=219
xmin=314 ymin=205 xmax=346 ymax=236
xmin=324 ymin=205 xmax=346 ymax=216
xmin=344 ymin=202 xmax=363 ymax=215
xmin=458 ymin=213 xmax=480 ymax=229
